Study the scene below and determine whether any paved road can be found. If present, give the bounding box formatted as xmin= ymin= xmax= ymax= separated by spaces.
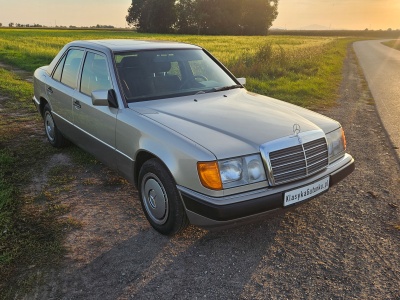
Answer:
xmin=353 ymin=40 xmax=400 ymax=162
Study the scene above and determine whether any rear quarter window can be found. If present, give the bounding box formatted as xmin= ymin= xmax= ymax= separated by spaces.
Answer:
xmin=53 ymin=56 xmax=65 ymax=82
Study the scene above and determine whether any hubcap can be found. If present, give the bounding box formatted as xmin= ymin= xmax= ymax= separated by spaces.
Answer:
xmin=141 ymin=174 xmax=168 ymax=225
xmin=44 ymin=112 xmax=55 ymax=141
xmin=148 ymin=189 xmax=157 ymax=209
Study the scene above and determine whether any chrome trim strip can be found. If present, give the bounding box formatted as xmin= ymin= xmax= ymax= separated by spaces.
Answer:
xmin=116 ymin=148 xmax=134 ymax=162
xmin=53 ymin=112 xmax=134 ymax=162
xmin=52 ymin=112 xmax=116 ymax=151
xmin=301 ymin=142 xmax=308 ymax=174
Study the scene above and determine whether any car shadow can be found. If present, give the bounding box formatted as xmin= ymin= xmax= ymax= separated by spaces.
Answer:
xmin=33 ymin=215 xmax=284 ymax=299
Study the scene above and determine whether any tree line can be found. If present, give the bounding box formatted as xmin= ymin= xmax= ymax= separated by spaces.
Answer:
xmin=4 ymin=23 xmax=115 ymax=29
xmin=126 ymin=0 xmax=279 ymax=35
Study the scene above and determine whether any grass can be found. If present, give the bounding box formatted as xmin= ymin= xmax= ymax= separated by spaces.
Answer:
xmin=382 ymin=39 xmax=400 ymax=51
xmin=229 ymin=38 xmax=351 ymax=108
xmin=0 ymin=144 xmax=70 ymax=295
xmin=0 ymin=66 xmax=85 ymax=298
xmin=0 ymin=149 xmax=15 ymax=266
xmin=0 ymin=28 xmax=357 ymax=109
xmin=0 ymin=69 xmax=34 ymax=111
xmin=0 ymin=28 xmax=357 ymax=297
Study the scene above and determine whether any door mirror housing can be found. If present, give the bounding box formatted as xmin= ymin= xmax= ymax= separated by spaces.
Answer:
xmin=237 ymin=77 xmax=246 ymax=85
xmin=91 ymin=89 xmax=118 ymax=108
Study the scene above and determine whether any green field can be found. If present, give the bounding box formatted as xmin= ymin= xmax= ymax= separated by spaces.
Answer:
xmin=0 ymin=28 xmax=356 ymax=297
xmin=382 ymin=39 xmax=400 ymax=51
xmin=0 ymin=28 xmax=355 ymax=108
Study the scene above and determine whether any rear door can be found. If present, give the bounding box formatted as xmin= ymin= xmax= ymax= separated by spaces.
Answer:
xmin=46 ymin=48 xmax=84 ymax=136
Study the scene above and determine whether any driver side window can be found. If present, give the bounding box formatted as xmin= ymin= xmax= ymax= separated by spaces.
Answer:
xmin=80 ymin=52 xmax=112 ymax=96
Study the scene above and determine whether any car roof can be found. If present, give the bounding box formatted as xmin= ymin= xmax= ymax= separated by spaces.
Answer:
xmin=46 ymin=39 xmax=203 ymax=77
xmin=67 ymin=39 xmax=201 ymax=52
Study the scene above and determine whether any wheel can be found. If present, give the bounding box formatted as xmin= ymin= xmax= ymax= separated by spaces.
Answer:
xmin=138 ymin=158 xmax=189 ymax=235
xmin=43 ymin=104 xmax=68 ymax=148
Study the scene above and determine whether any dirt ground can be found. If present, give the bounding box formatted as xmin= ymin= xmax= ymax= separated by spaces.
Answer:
xmin=12 ymin=45 xmax=400 ymax=299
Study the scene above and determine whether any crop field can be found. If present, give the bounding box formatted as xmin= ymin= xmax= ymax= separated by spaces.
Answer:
xmin=0 ymin=28 xmax=355 ymax=108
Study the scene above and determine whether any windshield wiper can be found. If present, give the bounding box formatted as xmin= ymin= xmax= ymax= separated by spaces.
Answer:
xmin=208 ymin=84 xmax=242 ymax=93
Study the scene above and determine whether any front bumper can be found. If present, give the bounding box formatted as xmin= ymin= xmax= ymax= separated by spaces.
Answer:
xmin=178 ymin=154 xmax=355 ymax=227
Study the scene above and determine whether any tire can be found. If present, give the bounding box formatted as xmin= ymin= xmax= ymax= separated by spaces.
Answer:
xmin=43 ymin=104 xmax=68 ymax=148
xmin=138 ymin=158 xmax=189 ymax=235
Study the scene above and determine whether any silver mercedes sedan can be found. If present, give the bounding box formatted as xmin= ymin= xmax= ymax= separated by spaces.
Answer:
xmin=33 ymin=39 xmax=354 ymax=235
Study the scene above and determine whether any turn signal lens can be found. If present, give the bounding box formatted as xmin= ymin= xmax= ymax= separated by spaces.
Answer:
xmin=341 ymin=128 xmax=347 ymax=150
xmin=197 ymin=161 xmax=222 ymax=190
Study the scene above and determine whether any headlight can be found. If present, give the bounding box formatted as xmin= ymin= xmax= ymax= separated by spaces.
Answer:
xmin=198 ymin=154 xmax=266 ymax=190
xmin=220 ymin=159 xmax=243 ymax=183
xmin=326 ymin=127 xmax=346 ymax=163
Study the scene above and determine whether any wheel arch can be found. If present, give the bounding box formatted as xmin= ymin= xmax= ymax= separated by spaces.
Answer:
xmin=136 ymin=152 xmax=190 ymax=235
xmin=133 ymin=150 xmax=175 ymax=189
xmin=39 ymin=97 xmax=49 ymax=118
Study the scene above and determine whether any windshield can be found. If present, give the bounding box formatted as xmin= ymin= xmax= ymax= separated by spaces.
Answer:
xmin=115 ymin=49 xmax=238 ymax=102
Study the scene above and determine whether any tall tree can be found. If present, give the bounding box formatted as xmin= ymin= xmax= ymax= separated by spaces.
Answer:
xmin=195 ymin=0 xmax=243 ymax=35
xmin=176 ymin=0 xmax=197 ymax=34
xmin=241 ymin=0 xmax=279 ymax=35
xmin=127 ymin=0 xmax=279 ymax=35
xmin=176 ymin=0 xmax=278 ymax=35
xmin=126 ymin=0 xmax=176 ymax=33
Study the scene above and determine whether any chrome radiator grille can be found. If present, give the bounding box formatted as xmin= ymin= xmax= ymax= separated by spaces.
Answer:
xmin=263 ymin=135 xmax=328 ymax=186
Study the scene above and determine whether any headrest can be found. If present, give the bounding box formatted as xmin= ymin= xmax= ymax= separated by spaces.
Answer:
xmin=120 ymin=56 xmax=141 ymax=68
xmin=152 ymin=61 xmax=171 ymax=73
xmin=92 ymin=59 xmax=107 ymax=72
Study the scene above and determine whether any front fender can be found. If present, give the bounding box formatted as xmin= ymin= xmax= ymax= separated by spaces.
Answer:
xmin=115 ymin=108 xmax=220 ymax=196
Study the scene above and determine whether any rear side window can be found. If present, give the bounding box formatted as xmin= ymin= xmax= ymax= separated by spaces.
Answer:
xmin=59 ymin=49 xmax=84 ymax=89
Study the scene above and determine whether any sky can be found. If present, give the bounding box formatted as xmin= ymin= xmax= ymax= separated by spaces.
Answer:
xmin=274 ymin=0 xmax=400 ymax=30
xmin=0 ymin=0 xmax=399 ymax=30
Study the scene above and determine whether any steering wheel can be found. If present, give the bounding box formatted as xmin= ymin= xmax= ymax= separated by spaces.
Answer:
xmin=180 ymin=75 xmax=208 ymax=89
xmin=194 ymin=75 xmax=208 ymax=82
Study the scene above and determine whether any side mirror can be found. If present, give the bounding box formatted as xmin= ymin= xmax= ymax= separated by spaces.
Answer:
xmin=237 ymin=77 xmax=246 ymax=85
xmin=91 ymin=89 xmax=118 ymax=108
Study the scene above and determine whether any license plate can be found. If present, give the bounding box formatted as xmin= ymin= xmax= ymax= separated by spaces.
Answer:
xmin=284 ymin=177 xmax=330 ymax=206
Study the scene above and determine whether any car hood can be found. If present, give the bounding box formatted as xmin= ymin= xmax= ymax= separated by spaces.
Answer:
xmin=130 ymin=89 xmax=340 ymax=159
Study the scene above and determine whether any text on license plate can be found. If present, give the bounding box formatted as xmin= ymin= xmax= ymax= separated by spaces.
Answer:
xmin=284 ymin=177 xmax=330 ymax=206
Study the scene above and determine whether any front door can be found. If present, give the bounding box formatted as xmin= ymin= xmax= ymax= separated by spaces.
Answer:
xmin=72 ymin=51 xmax=118 ymax=169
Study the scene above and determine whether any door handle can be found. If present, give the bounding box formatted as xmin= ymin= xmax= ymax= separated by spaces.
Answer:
xmin=46 ymin=87 xmax=53 ymax=94
xmin=73 ymin=100 xmax=81 ymax=109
